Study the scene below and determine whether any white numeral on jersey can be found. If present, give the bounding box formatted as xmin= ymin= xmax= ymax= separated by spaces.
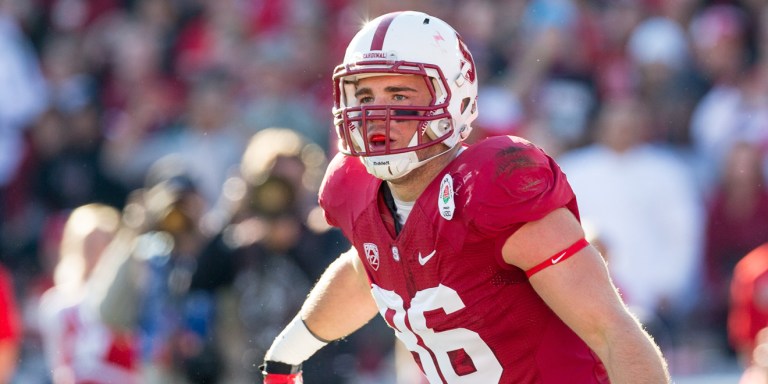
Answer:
xmin=371 ymin=284 xmax=503 ymax=383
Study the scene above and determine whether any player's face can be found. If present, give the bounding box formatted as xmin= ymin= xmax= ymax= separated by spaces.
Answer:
xmin=353 ymin=74 xmax=433 ymax=152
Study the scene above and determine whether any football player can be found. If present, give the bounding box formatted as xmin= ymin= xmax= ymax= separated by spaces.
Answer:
xmin=261 ymin=10 xmax=670 ymax=384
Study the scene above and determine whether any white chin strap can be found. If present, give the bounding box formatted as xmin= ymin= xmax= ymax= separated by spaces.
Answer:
xmin=361 ymin=134 xmax=453 ymax=180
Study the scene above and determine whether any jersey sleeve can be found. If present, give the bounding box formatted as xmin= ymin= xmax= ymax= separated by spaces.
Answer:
xmin=468 ymin=137 xmax=577 ymax=238
xmin=318 ymin=153 xmax=378 ymax=241
xmin=319 ymin=153 xmax=353 ymax=229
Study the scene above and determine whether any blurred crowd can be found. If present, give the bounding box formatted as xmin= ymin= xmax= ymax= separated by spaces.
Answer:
xmin=1 ymin=0 xmax=768 ymax=383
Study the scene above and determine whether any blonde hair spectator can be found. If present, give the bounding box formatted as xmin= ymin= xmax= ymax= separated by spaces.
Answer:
xmin=53 ymin=204 xmax=121 ymax=295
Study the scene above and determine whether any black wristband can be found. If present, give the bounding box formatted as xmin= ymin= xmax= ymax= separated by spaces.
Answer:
xmin=260 ymin=360 xmax=302 ymax=374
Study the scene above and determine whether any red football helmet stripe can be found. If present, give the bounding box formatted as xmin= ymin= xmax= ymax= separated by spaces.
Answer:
xmin=370 ymin=12 xmax=401 ymax=50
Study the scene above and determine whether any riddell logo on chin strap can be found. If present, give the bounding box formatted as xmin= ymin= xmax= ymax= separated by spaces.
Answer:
xmin=373 ymin=161 xmax=390 ymax=165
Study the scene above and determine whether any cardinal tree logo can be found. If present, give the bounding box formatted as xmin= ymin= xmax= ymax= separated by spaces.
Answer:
xmin=456 ymin=33 xmax=476 ymax=84
xmin=364 ymin=243 xmax=380 ymax=270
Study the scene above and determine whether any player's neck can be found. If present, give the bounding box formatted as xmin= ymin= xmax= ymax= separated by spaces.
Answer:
xmin=387 ymin=144 xmax=460 ymax=202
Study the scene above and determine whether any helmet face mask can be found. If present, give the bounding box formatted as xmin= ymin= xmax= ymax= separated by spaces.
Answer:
xmin=334 ymin=61 xmax=451 ymax=156
xmin=332 ymin=11 xmax=478 ymax=180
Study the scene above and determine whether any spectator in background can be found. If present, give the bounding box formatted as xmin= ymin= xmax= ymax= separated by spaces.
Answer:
xmin=174 ymin=0 xmax=332 ymax=149
xmin=729 ymin=243 xmax=768 ymax=368
xmin=92 ymin=11 xmax=188 ymax=192
xmin=39 ymin=32 xmax=94 ymax=115
xmin=737 ymin=327 xmax=768 ymax=384
xmin=31 ymin=101 xmax=127 ymax=211
xmin=557 ymin=96 xmax=704 ymax=357
xmin=171 ymin=0 xmax=252 ymax=80
xmin=688 ymin=4 xmax=768 ymax=191
xmin=589 ymin=1 xmax=644 ymax=99
xmin=102 ymin=69 xmax=246 ymax=209
xmin=238 ymin=40 xmax=331 ymax=151
xmin=189 ymin=128 xmax=390 ymax=383
xmin=92 ymin=157 xmax=211 ymax=384
xmin=0 ymin=262 xmax=22 ymax=383
xmin=703 ymin=142 xmax=768 ymax=354
xmin=0 ymin=0 xmax=48 ymax=268
xmin=0 ymin=97 xmax=127 ymax=278
xmin=84 ymin=7 xmax=185 ymax=126
xmin=0 ymin=1 xmax=47 ymax=191
xmin=501 ymin=0 xmax=601 ymax=157
xmin=626 ymin=14 xmax=705 ymax=147
xmin=38 ymin=203 xmax=138 ymax=384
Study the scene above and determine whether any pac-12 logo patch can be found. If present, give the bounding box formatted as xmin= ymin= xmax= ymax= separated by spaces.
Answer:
xmin=364 ymin=243 xmax=380 ymax=270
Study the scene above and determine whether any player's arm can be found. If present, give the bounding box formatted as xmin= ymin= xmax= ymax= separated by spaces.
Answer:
xmin=299 ymin=245 xmax=380 ymax=340
xmin=502 ymin=207 xmax=670 ymax=384
xmin=262 ymin=246 xmax=379 ymax=382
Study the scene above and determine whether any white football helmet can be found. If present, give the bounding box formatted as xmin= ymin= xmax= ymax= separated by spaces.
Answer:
xmin=332 ymin=11 xmax=479 ymax=180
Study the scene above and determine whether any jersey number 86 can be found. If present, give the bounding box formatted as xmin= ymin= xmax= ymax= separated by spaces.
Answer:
xmin=371 ymin=284 xmax=503 ymax=383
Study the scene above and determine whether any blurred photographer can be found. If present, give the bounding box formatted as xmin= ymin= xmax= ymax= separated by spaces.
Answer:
xmin=189 ymin=128 xmax=386 ymax=383
xmin=92 ymin=155 xmax=212 ymax=384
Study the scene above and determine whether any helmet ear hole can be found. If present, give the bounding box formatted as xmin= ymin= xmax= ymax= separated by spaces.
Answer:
xmin=425 ymin=119 xmax=451 ymax=140
xmin=460 ymin=97 xmax=470 ymax=114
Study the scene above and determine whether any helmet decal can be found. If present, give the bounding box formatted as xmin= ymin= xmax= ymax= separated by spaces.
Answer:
xmin=456 ymin=33 xmax=476 ymax=84
xmin=433 ymin=30 xmax=446 ymax=44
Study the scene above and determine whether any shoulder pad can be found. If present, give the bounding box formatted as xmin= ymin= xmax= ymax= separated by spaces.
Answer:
xmin=460 ymin=136 xmax=576 ymax=235
xmin=319 ymin=153 xmax=379 ymax=231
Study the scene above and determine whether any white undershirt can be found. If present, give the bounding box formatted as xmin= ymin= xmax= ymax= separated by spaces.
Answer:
xmin=393 ymin=197 xmax=414 ymax=225
xmin=391 ymin=145 xmax=466 ymax=225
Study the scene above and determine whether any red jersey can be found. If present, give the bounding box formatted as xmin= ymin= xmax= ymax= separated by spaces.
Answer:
xmin=729 ymin=243 xmax=768 ymax=356
xmin=39 ymin=288 xmax=139 ymax=384
xmin=320 ymin=136 xmax=608 ymax=383
xmin=0 ymin=265 xmax=21 ymax=344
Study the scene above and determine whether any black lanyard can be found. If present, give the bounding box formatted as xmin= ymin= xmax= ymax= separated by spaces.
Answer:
xmin=381 ymin=182 xmax=403 ymax=235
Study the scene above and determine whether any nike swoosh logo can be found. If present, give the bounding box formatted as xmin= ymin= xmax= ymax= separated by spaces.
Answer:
xmin=551 ymin=251 xmax=567 ymax=264
xmin=418 ymin=250 xmax=437 ymax=266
